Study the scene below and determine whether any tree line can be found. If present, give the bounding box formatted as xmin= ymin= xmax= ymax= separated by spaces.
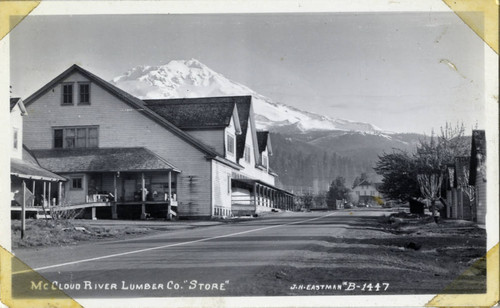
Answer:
xmin=270 ymin=133 xmax=373 ymax=192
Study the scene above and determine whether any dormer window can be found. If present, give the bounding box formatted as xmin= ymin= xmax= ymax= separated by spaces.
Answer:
xmin=62 ymin=83 xmax=73 ymax=105
xmin=227 ymin=134 xmax=235 ymax=155
xmin=79 ymin=83 xmax=90 ymax=104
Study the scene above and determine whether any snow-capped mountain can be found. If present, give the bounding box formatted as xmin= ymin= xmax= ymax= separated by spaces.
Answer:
xmin=111 ymin=59 xmax=384 ymax=134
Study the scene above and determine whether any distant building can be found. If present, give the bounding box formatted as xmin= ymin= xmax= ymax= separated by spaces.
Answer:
xmin=22 ymin=64 xmax=293 ymax=219
xmin=351 ymin=180 xmax=382 ymax=205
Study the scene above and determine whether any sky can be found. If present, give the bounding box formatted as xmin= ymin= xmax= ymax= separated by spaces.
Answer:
xmin=9 ymin=11 xmax=488 ymax=133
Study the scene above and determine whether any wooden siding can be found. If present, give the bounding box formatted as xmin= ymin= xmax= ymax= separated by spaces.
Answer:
xmin=187 ymin=129 xmax=225 ymax=155
xmin=475 ymin=179 xmax=486 ymax=225
xmin=63 ymin=174 xmax=87 ymax=205
xmin=212 ymin=160 xmax=233 ymax=214
xmin=10 ymin=104 xmax=23 ymax=160
xmin=23 ymin=71 xmax=212 ymax=217
xmin=461 ymin=191 xmax=473 ymax=221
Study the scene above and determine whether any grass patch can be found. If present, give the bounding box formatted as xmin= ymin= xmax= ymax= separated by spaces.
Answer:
xmin=11 ymin=219 xmax=151 ymax=248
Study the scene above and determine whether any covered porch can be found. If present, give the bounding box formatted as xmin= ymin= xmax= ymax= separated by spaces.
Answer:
xmin=10 ymin=157 xmax=67 ymax=219
xmin=85 ymin=170 xmax=179 ymax=219
xmin=31 ymin=147 xmax=181 ymax=220
xmin=231 ymin=178 xmax=294 ymax=216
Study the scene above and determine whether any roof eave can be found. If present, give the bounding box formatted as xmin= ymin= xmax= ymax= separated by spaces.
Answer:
xmin=11 ymin=172 xmax=66 ymax=182
xmin=212 ymin=156 xmax=243 ymax=170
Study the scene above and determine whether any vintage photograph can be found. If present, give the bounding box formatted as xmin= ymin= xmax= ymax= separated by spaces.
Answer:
xmin=3 ymin=1 xmax=498 ymax=307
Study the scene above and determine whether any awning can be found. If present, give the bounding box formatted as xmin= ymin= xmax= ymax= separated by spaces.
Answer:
xmin=30 ymin=147 xmax=181 ymax=173
xmin=11 ymin=158 xmax=66 ymax=182
xmin=232 ymin=178 xmax=294 ymax=196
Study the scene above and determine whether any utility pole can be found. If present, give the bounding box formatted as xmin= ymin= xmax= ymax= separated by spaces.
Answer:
xmin=21 ymin=181 xmax=26 ymax=239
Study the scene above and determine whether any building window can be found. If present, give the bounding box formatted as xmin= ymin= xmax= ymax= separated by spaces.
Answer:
xmin=71 ymin=177 xmax=83 ymax=190
xmin=54 ymin=126 xmax=98 ymax=149
xmin=244 ymin=145 xmax=251 ymax=163
xmin=65 ymin=128 xmax=76 ymax=148
xmin=227 ymin=134 xmax=235 ymax=155
xmin=13 ymin=128 xmax=18 ymax=149
xmin=54 ymin=129 xmax=63 ymax=148
xmin=79 ymin=83 xmax=90 ymax=104
xmin=62 ymin=84 xmax=73 ymax=105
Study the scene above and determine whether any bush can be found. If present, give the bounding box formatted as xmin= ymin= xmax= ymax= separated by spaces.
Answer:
xmin=50 ymin=207 xmax=84 ymax=220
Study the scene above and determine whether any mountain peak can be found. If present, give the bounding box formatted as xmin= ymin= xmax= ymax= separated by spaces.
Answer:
xmin=111 ymin=59 xmax=385 ymax=134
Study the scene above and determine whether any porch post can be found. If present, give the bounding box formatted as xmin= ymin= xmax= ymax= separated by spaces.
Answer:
xmin=21 ymin=181 xmax=26 ymax=239
xmin=48 ymin=182 xmax=52 ymax=206
xmin=32 ymin=181 xmax=36 ymax=207
xmin=43 ymin=182 xmax=46 ymax=207
xmin=253 ymin=182 xmax=257 ymax=208
xmin=141 ymin=172 xmax=146 ymax=219
xmin=58 ymin=181 xmax=62 ymax=206
xmin=112 ymin=173 xmax=118 ymax=219
xmin=167 ymin=171 xmax=172 ymax=220
xmin=256 ymin=185 xmax=260 ymax=206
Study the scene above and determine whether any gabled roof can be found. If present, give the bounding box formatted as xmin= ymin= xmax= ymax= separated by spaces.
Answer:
xmin=143 ymin=97 xmax=241 ymax=133
xmin=22 ymin=65 xmax=242 ymax=169
xmin=11 ymin=145 xmax=66 ymax=182
xmin=232 ymin=96 xmax=252 ymax=160
xmin=469 ymin=130 xmax=486 ymax=184
xmin=10 ymin=97 xmax=27 ymax=115
xmin=30 ymin=147 xmax=181 ymax=173
xmin=353 ymin=179 xmax=373 ymax=188
xmin=256 ymin=131 xmax=273 ymax=155
xmin=11 ymin=158 xmax=67 ymax=182
xmin=23 ymin=144 xmax=41 ymax=165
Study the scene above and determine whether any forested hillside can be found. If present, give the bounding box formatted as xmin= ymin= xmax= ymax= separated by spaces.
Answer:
xmin=270 ymin=132 xmax=426 ymax=193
